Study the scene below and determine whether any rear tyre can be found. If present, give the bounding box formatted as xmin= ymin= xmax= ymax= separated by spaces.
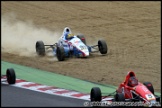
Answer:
xmin=90 ymin=87 xmax=102 ymax=102
xmin=56 ymin=46 xmax=65 ymax=61
xmin=115 ymin=93 xmax=125 ymax=101
xmin=155 ymin=95 xmax=160 ymax=103
xmin=77 ymin=34 xmax=86 ymax=45
xmin=36 ymin=41 xmax=45 ymax=56
xmin=98 ymin=40 xmax=107 ymax=54
xmin=6 ymin=68 xmax=16 ymax=84
xmin=143 ymin=82 xmax=154 ymax=94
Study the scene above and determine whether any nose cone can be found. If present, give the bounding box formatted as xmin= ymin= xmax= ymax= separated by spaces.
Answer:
xmin=78 ymin=51 xmax=89 ymax=57
xmin=82 ymin=50 xmax=89 ymax=57
xmin=84 ymin=51 xmax=89 ymax=57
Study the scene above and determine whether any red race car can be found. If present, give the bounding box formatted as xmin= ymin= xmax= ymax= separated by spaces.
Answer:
xmin=1 ymin=68 xmax=16 ymax=84
xmin=90 ymin=71 xmax=161 ymax=107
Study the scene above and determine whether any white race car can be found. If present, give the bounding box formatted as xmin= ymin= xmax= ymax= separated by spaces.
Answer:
xmin=35 ymin=27 xmax=108 ymax=61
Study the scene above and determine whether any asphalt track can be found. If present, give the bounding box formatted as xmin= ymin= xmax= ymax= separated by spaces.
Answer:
xmin=1 ymin=84 xmax=87 ymax=107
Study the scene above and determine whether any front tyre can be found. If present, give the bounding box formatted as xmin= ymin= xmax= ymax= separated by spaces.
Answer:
xmin=56 ymin=46 xmax=65 ymax=61
xmin=98 ymin=40 xmax=107 ymax=54
xmin=90 ymin=87 xmax=102 ymax=102
xmin=115 ymin=93 xmax=125 ymax=101
xmin=36 ymin=41 xmax=45 ymax=56
xmin=6 ymin=68 xmax=16 ymax=84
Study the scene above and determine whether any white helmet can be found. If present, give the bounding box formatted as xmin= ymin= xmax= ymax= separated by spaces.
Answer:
xmin=63 ymin=27 xmax=72 ymax=36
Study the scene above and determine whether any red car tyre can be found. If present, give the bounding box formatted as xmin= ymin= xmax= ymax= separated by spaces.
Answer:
xmin=115 ymin=93 xmax=125 ymax=102
xmin=90 ymin=87 xmax=102 ymax=102
xmin=6 ymin=68 xmax=16 ymax=84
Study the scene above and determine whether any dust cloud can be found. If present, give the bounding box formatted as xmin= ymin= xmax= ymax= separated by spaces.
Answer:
xmin=1 ymin=13 xmax=102 ymax=58
xmin=1 ymin=13 xmax=61 ymax=57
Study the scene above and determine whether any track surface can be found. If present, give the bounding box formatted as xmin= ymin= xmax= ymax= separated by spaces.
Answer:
xmin=1 ymin=1 xmax=161 ymax=93
xmin=1 ymin=84 xmax=87 ymax=107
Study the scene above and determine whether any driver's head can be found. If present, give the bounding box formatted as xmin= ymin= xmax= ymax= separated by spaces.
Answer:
xmin=67 ymin=33 xmax=74 ymax=39
xmin=128 ymin=76 xmax=138 ymax=87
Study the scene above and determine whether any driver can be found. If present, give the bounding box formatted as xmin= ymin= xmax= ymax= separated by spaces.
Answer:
xmin=128 ymin=76 xmax=138 ymax=87
xmin=62 ymin=27 xmax=73 ymax=41
xmin=66 ymin=33 xmax=74 ymax=40
xmin=57 ymin=27 xmax=72 ymax=46
xmin=57 ymin=27 xmax=74 ymax=54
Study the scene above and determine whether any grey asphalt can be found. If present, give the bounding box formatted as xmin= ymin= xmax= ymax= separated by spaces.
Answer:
xmin=1 ymin=84 xmax=90 ymax=107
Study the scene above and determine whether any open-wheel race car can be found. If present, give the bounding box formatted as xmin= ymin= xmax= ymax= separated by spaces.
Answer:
xmin=90 ymin=71 xmax=161 ymax=107
xmin=1 ymin=68 xmax=16 ymax=84
xmin=35 ymin=27 xmax=108 ymax=61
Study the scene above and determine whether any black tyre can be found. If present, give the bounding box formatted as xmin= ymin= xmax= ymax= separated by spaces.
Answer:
xmin=56 ymin=46 xmax=65 ymax=61
xmin=90 ymin=87 xmax=102 ymax=102
xmin=6 ymin=68 xmax=16 ymax=84
xmin=143 ymin=82 xmax=154 ymax=94
xmin=77 ymin=34 xmax=86 ymax=45
xmin=98 ymin=40 xmax=107 ymax=54
xmin=115 ymin=93 xmax=125 ymax=101
xmin=36 ymin=41 xmax=45 ymax=56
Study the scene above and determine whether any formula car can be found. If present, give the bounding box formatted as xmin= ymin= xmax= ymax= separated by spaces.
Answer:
xmin=35 ymin=27 xmax=108 ymax=61
xmin=1 ymin=68 xmax=16 ymax=84
xmin=90 ymin=71 xmax=161 ymax=107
